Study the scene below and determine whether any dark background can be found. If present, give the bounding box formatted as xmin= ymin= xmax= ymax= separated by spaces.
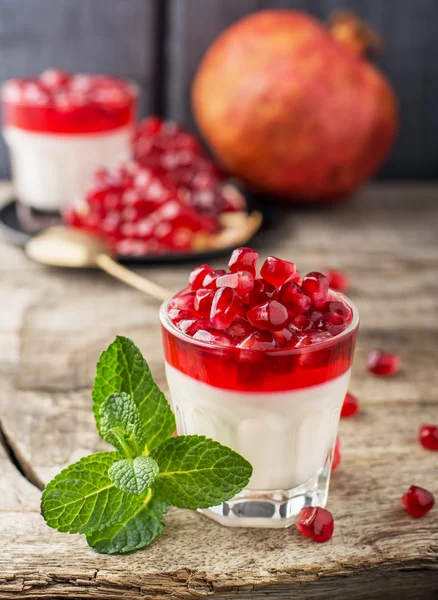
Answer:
xmin=0 ymin=0 xmax=436 ymax=179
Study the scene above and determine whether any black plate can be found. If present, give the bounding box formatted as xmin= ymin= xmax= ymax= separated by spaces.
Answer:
xmin=0 ymin=198 xmax=268 ymax=264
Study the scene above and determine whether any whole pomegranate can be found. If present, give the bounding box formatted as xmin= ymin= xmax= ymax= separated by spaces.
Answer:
xmin=192 ymin=10 xmax=398 ymax=202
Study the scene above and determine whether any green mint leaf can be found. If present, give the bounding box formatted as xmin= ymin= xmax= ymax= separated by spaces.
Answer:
xmin=99 ymin=393 xmax=148 ymax=457
xmin=41 ymin=452 xmax=147 ymax=534
xmin=151 ymin=435 xmax=252 ymax=509
xmin=108 ymin=456 xmax=159 ymax=495
xmin=86 ymin=490 xmax=167 ymax=554
xmin=93 ymin=336 xmax=175 ymax=452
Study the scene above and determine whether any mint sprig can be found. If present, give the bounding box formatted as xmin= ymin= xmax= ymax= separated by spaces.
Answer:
xmin=151 ymin=435 xmax=253 ymax=509
xmin=41 ymin=336 xmax=252 ymax=554
xmin=93 ymin=336 xmax=176 ymax=453
xmin=108 ymin=456 xmax=159 ymax=495
xmin=100 ymin=393 xmax=148 ymax=457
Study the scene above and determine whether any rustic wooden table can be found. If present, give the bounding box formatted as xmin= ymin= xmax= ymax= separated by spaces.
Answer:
xmin=0 ymin=183 xmax=437 ymax=599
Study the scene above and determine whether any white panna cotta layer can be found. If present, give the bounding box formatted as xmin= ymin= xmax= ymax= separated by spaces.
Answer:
xmin=165 ymin=363 xmax=351 ymax=491
xmin=4 ymin=125 xmax=132 ymax=211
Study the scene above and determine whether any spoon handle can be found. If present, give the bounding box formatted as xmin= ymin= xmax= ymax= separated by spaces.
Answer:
xmin=95 ymin=253 xmax=171 ymax=302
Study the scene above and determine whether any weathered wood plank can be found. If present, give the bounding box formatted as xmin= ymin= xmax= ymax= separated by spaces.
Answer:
xmin=0 ymin=446 xmax=437 ymax=598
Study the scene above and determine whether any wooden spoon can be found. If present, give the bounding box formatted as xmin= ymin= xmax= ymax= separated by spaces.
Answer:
xmin=25 ymin=211 xmax=263 ymax=302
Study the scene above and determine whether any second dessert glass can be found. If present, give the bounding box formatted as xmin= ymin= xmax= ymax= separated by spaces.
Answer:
xmin=2 ymin=71 xmax=138 ymax=216
xmin=160 ymin=291 xmax=359 ymax=528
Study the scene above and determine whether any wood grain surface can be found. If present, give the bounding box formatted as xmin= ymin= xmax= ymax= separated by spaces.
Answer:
xmin=0 ymin=183 xmax=437 ymax=599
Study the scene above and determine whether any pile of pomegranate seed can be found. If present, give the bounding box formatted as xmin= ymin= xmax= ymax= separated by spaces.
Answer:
xmin=341 ymin=392 xmax=359 ymax=417
xmin=64 ymin=161 xmax=221 ymax=255
xmin=64 ymin=116 xmax=246 ymax=256
xmin=133 ymin=116 xmax=245 ymax=218
xmin=168 ymin=248 xmax=354 ymax=348
xmin=401 ymin=485 xmax=435 ymax=518
xmin=418 ymin=424 xmax=438 ymax=451
xmin=296 ymin=507 xmax=334 ymax=543
xmin=367 ymin=349 xmax=400 ymax=376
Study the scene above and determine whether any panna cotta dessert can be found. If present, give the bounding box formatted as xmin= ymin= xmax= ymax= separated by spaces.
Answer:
xmin=2 ymin=70 xmax=137 ymax=212
xmin=161 ymin=248 xmax=359 ymax=527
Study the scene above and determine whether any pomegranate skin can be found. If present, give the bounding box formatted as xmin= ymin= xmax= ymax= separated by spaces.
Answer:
xmin=192 ymin=10 xmax=398 ymax=202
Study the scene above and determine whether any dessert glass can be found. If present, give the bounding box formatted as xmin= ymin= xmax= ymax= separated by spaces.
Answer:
xmin=2 ymin=74 xmax=138 ymax=214
xmin=160 ymin=291 xmax=358 ymax=528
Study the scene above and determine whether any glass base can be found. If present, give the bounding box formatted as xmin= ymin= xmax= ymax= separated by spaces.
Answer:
xmin=200 ymin=463 xmax=331 ymax=528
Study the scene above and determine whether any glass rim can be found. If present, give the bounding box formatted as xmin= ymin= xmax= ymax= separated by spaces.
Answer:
xmin=160 ymin=290 xmax=359 ymax=356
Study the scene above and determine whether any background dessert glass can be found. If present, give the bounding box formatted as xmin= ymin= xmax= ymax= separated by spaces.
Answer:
xmin=161 ymin=292 xmax=359 ymax=528
xmin=2 ymin=74 xmax=138 ymax=217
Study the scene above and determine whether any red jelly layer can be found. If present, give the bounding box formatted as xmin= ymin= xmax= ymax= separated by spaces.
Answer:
xmin=161 ymin=315 xmax=357 ymax=392
xmin=2 ymin=74 xmax=137 ymax=134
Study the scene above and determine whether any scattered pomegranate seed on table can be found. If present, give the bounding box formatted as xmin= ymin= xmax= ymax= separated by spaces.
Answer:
xmin=331 ymin=437 xmax=341 ymax=471
xmin=401 ymin=486 xmax=435 ymax=518
xmin=324 ymin=269 xmax=349 ymax=293
xmin=296 ymin=507 xmax=334 ymax=543
xmin=418 ymin=424 xmax=438 ymax=451
xmin=367 ymin=349 xmax=400 ymax=376
xmin=64 ymin=117 xmax=247 ymax=256
xmin=341 ymin=392 xmax=360 ymax=418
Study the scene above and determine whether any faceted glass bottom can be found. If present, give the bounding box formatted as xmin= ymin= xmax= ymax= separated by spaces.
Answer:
xmin=200 ymin=461 xmax=331 ymax=528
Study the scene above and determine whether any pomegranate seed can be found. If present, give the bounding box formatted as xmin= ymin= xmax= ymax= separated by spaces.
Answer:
xmin=260 ymin=256 xmax=296 ymax=288
xmin=226 ymin=320 xmax=254 ymax=341
xmin=141 ymin=116 xmax=163 ymax=135
xmin=324 ymin=312 xmax=347 ymax=336
xmin=193 ymin=329 xmax=232 ymax=347
xmin=341 ymin=392 xmax=359 ymax=417
xmin=237 ymin=331 xmax=277 ymax=350
xmin=296 ymin=507 xmax=334 ymax=543
xmin=279 ymin=282 xmax=311 ymax=314
xmin=326 ymin=300 xmax=350 ymax=318
xmin=291 ymin=270 xmax=302 ymax=284
xmin=367 ymin=349 xmax=400 ymax=376
xmin=289 ymin=314 xmax=311 ymax=331
xmin=325 ymin=269 xmax=349 ymax=293
xmin=168 ymin=308 xmax=195 ymax=325
xmin=210 ymin=287 xmax=240 ymax=330
xmin=40 ymin=69 xmax=70 ymax=89
xmin=247 ymin=301 xmax=289 ymax=332
xmin=272 ymin=328 xmax=293 ymax=347
xmin=332 ymin=437 xmax=341 ymax=471
xmin=302 ymin=272 xmax=329 ymax=309
xmin=418 ymin=424 xmax=438 ymax=451
xmin=247 ymin=279 xmax=278 ymax=307
xmin=401 ymin=485 xmax=435 ymax=518
xmin=216 ymin=270 xmax=254 ymax=297
xmin=202 ymin=269 xmax=227 ymax=289
xmin=168 ymin=292 xmax=195 ymax=311
xmin=179 ymin=319 xmax=198 ymax=334
xmin=228 ymin=247 xmax=259 ymax=277
xmin=189 ymin=264 xmax=213 ymax=290
xmin=194 ymin=288 xmax=215 ymax=315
